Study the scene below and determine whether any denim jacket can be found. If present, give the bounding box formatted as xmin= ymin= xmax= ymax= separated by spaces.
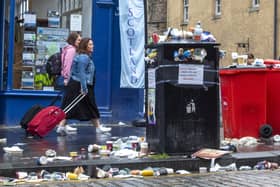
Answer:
xmin=71 ymin=54 xmax=95 ymax=93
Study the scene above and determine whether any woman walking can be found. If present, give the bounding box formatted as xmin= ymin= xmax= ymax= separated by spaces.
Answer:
xmin=56 ymin=32 xmax=81 ymax=134
xmin=57 ymin=37 xmax=111 ymax=135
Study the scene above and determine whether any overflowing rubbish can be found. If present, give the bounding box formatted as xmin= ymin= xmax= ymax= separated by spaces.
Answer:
xmin=239 ymin=166 xmax=252 ymax=171
xmin=238 ymin=137 xmax=258 ymax=146
xmin=37 ymin=156 xmax=48 ymax=165
xmin=1 ymin=131 xmax=280 ymax=186
xmin=45 ymin=149 xmax=56 ymax=157
xmin=211 ymin=163 xmax=237 ymax=172
xmin=88 ymin=144 xmax=100 ymax=152
xmin=176 ymin=170 xmax=191 ymax=175
xmin=220 ymin=144 xmax=237 ymax=152
xmin=148 ymin=21 xmax=216 ymax=44
xmin=254 ymin=160 xmax=279 ymax=170
xmin=5 ymin=156 xmax=278 ymax=185
xmin=199 ymin=167 xmax=207 ymax=173
xmin=273 ymin=134 xmax=280 ymax=142
xmin=222 ymin=136 xmax=259 ymax=148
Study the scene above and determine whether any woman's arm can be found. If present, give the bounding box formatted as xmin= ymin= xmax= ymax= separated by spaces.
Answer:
xmin=77 ymin=55 xmax=90 ymax=94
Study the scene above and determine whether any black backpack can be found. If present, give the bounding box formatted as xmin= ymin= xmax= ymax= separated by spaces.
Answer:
xmin=46 ymin=52 xmax=62 ymax=76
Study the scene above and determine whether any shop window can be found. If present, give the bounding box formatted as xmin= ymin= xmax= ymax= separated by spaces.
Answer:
xmin=5 ymin=0 xmax=86 ymax=91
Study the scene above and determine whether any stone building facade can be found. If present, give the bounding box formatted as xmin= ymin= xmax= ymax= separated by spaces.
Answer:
xmin=166 ymin=0 xmax=280 ymax=66
xmin=146 ymin=0 xmax=167 ymax=39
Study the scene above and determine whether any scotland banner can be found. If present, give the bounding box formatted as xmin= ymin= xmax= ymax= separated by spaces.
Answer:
xmin=119 ymin=0 xmax=145 ymax=88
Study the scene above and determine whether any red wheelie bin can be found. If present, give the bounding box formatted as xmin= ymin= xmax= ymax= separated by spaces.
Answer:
xmin=219 ymin=68 xmax=267 ymax=138
xmin=264 ymin=59 xmax=280 ymax=135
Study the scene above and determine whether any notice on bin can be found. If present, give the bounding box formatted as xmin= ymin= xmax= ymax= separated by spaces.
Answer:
xmin=148 ymin=68 xmax=156 ymax=88
xmin=178 ymin=64 xmax=204 ymax=85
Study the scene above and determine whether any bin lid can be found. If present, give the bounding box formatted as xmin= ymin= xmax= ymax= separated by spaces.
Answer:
xmin=219 ymin=68 xmax=266 ymax=75
xmin=264 ymin=59 xmax=280 ymax=65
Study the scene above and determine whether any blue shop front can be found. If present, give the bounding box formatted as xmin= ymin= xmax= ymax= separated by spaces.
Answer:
xmin=0 ymin=0 xmax=144 ymax=126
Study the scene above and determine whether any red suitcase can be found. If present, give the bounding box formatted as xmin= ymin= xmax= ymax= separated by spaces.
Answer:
xmin=27 ymin=94 xmax=85 ymax=137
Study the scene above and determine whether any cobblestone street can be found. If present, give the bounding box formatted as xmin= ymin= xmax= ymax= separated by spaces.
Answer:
xmin=14 ymin=169 xmax=280 ymax=187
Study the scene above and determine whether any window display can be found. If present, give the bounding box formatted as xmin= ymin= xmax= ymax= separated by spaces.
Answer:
xmin=35 ymin=27 xmax=69 ymax=90
xmin=11 ymin=0 xmax=84 ymax=91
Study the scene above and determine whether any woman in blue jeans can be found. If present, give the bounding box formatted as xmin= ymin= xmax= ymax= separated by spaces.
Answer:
xmin=57 ymin=37 xmax=111 ymax=135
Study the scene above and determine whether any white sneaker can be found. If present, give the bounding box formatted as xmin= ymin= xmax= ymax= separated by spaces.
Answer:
xmin=56 ymin=125 xmax=66 ymax=135
xmin=3 ymin=146 xmax=23 ymax=154
xmin=96 ymin=125 xmax=111 ymax=133
xmin=65 ymin=125 xmax=77 ymax=132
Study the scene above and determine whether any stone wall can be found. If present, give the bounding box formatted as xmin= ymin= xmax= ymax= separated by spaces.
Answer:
xmin=146 ymin=0 xmax=167 ymax=39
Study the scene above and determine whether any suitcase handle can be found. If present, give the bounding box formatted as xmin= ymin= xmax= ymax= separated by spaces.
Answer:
xmin=63 ymin=93 xmax=86 ymax=114
xmin=49 ymin=107 xmax=63 ymax=115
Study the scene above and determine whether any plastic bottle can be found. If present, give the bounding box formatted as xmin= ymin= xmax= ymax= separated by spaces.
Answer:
xmin=80 ymin=148 xmax=87 ymax=159
xmin=193 ymin=21 xmax=203 ymax=41
xmin=66 ymin=172 xmax=78 ymax=180
xmin=140 ymin=142 xmax=148 ymax=155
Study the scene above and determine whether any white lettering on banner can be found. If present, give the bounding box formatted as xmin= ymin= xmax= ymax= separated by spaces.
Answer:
xmin=178 ymin=64 xmax=204 ymax=85
xmin=119 ymin=0 xmax=145 ymax=88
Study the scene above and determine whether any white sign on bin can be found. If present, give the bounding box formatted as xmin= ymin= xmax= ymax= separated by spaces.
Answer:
xmin=148 ymin=68 xmax=156 ymax=88
xmin=178 ymin=64 xmax=204 ymax=85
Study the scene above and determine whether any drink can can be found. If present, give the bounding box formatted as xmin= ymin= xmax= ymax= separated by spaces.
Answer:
xmin=131 ymin=140 xmax=139 ymax=151
xmin=16 ymin=171 xmax=28 ymax=179
xmin=40 ymin=170 xmax=52 ymax=180
xmin=37 ymin=156 xmax=48 ymax=165
xmin=199 ymin=167 xmax=207 ymax=173
xmin=69 ymin=151 xmax=78 ymax=157
xmin=106 ymin=141 xmax=113 ymax=151
xmin=152 ymin=33 xmax=159 ymax=44
xmin=45 ymin=149 xmax=56 ymax=157
xmin=113 ymin=143 xmax=120 ymax=151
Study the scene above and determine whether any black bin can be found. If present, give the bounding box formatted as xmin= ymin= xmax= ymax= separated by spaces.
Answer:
xmin=147 ymin=83 xmax=220 ymax=154
xmin=145 ymin=41 xmax=220 ymax=155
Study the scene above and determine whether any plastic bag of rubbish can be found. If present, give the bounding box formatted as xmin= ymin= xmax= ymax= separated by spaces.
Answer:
xmin=211 ymin=163 xmax=237 ymax=172
xmin=238 ymin=136 xmax=258 ymax=146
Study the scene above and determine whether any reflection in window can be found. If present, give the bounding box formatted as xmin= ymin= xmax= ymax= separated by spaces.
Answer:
xmin=3 ymin=0 xmax=88 ymax=91
xmin=12 ymin=0 xmax=71 ymax=90
xmin=61 ymin=0 xmax=82 ymax=33
xmin=18 ymin=0 xmax=29 ymax=21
